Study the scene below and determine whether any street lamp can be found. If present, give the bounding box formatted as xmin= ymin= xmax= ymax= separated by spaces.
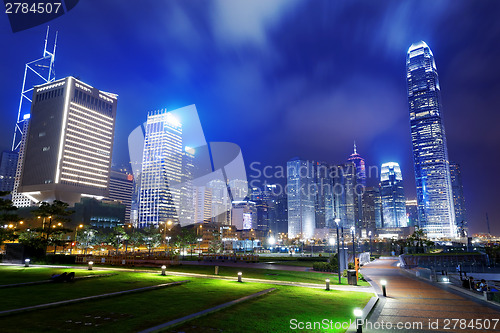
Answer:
xmin=329 ymin=237 xmax=335 ymax=256
xmin=354 ymin=308 xmax=363 ymax=333
xmin=197 ymin=238 xmax=203 ymax=254
xmin=351 ymin=226 xmax=356 ymax=265
xmin=335 ymin=218 xmax=341 ymax=284
xmin=368 ymin=231 xmax=372 ymax=255
xmin=381 ymin=279 xmax=387 ymax=297
xmin=165 ymin=236 xmax=171 ymax=256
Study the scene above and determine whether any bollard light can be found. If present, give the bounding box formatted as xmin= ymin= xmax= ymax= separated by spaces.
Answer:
xmin=161 ymin=265 xmax=166 ymax=276
xmin=238 ymin=272 xmax=242 ymax=282
xmin=88 ymin=261 xmax=94 ymax=270
xmin=354 ymin=308 xmax=363 ymax=333
xmin=24 ymin=259 xmax=30 ymax=267
xmin=380 ymin=280 xmax=387 ymax=297
xmin=325 ymin=278 xmax=330 ymax=291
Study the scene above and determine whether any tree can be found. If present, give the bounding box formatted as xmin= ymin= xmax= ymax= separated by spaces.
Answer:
xmin=174 ymin=228 xmax=197 ymax=259
xmin=208 ymin=230 xmax=223 ymax=254
xmin=32 ymin=200 xmax=74 ymax=253
xmin=76 ymin=227 xmax=98 ymax=254
xmin=0 ymin=191 xmax=19 ymax=245
xmin=106 ymin=226 xmax=129 ymax=254
xmin=141 ymin=226 xmax=162 ymax=255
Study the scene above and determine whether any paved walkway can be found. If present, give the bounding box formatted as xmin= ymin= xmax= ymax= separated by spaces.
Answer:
xmin=361 ymin=258 xmax=500 ymax=332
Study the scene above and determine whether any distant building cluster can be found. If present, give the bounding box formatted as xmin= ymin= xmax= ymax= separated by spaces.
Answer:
xmin=0 ymin=37 xmax=468 ymax=243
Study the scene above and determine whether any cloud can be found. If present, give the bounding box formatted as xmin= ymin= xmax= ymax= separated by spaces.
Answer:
xmin=210 ymin=0 xmax=300 ymax=46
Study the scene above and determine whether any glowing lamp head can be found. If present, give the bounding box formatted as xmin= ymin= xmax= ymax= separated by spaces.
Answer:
xmin=25 ymin=259 xmax=30 ymax=263
xmin=88 ymin=261 xmax=94 ymax=265
xmin=161 ymin=265 xmax=166 ymax=269
xmin=238 ymin=272 xmax=242 ymax=276
xmin=380 ymin=280 xmax=387 ymax=286
xmin=354 ymin=308 xmax=363 ymax=317
xmin=325 ymin=279 xmax=330 ymax=283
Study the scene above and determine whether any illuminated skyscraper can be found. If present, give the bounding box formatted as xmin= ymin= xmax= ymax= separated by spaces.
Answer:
xmin=406 ymin=41 xmax=456 ymax=238
xmin=449 ymin=162 xmax=467 ymax=235
xmin=138 ymin=110 xmax=183 ymax=227
xmin=347 ymin=142 xmax=366 ymax=187
xmin=18 ymin=77 xmax=117 ymax=205
xmin=380 ymin=162 xmax=407 ymax=228
xmin=287 ymin=158 xmax=316 ymax=239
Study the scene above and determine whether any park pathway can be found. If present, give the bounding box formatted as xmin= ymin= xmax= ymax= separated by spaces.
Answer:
xmin=361 ymin=258 xmax=500 ymax=333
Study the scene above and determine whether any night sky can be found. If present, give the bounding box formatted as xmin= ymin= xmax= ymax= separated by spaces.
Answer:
xmin=1 ymin=0 xmax=499 ymax=235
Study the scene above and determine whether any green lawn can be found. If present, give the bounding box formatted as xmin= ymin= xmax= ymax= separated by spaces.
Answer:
xmin=160 ymin=264 xmax=370 ymax=286
xmin=0 ymin=266 xmax=110 ymax=285
xmin=173 ymin=286 xmax=372 ymax=332
xmin=0 ymin=268 xmax=371 ymax=333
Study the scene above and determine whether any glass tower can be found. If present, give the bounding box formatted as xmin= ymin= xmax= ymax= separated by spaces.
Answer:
xmin=449 ymin=162 xmax=467 ymax=236
xmin=138 ymin=110 xmax=183 ymax=227
xmin=380 ymin=162 xmax=407 ymax=228
xmin=406 ymin=41 xmax=456 ymax=238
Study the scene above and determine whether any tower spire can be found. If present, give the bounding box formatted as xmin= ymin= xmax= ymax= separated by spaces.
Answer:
xmin=353 ymin=141 xmax=357 ymax=155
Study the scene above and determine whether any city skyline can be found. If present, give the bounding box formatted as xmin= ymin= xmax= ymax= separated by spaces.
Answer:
xmin=0 ymin=1 xmax=499 ymax=234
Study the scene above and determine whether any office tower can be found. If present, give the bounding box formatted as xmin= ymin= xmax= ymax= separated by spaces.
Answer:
xmin=193 ymin=186 xmax=212 ymax=223
xmin=407 ymin=41 xmax=456 ymax=238
xmin=334 ymin=162 xmax=359 ymax=230
xmin=271 ymin=192 xmax=288 ymax=235
xmin=314 ymin=161 xmax=335 ymax=230
xmin=287 ymin=158 xmax=316 ymax=239
xmin=449 ymin=162 xmax=467 ymax=235
xmin=12 ymin=119 xmax=36 ymax=207
xmin=347 ymin=142 xmax=366 ymax=187
xmin=0 ymin=151 xmax=18 ymax=195
xmin=406 ymin=199 xmax=418 ymax=227
xmin=380 ymin=162 xmax=407 ymax=228
xmin=207 ymin=179 xmax=231 ymax=225
xmin=362 ymin=187 xmax=382 ymax=232
xmin=73 ymin=197 xmax=125 ymax=228
xmin=228 ymin=179 xmax=249 ymax=201
xmin=179 ymin=147 xmax=195 ymax=226
xmin=138 ymin=110 xmax=183 ymax=227
xmin=231 ymin=200 xmax=257 ymax=230
xmin=17 ymin=77 xmax=117 ymax=205
xmin=108 ymin=170 xmax=134 ymax=224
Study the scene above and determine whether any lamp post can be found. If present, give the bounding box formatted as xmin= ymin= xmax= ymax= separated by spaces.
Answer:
xmin=335 ymin=218 xmax=341 ymax=284
xmin=369 ymin=231 xmax=372 ymax=255
xmin=354 ymin=308 xmax=363 ymax=333
xmin=381 ymin=279 xmax=387 ymax=297
xmin=72 ymin=224 xmax=83 ymax=254
xmin=165 ymin=236 xmax=171 ymax=256
xmin=197 ymin=238 xmax=203 ymax=254
xmin=351 ymin=226 xmax=356 ymax=265
xmin=162 ymin=220 xmax=172 ymax=255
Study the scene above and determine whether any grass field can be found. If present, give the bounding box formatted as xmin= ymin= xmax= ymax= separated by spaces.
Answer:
xmin=0 ymin=265 xmax=372 ymax=332
xmin=158 ymin=264 xmax=370 ymax=286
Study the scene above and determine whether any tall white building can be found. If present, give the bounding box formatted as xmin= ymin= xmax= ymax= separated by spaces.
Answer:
xmin=17 ymin=77 xmax=117 ymax=205
xmin=380 ymin=162 xmax=407 ymax=228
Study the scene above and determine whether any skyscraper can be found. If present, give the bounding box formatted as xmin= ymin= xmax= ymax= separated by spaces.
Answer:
xmin=347 ymin=142 xmax=366 ymax=187
xmin=362 ymin=187 xmax=382 ymax=232
xmin=406 ymin=41 xmax=456 ymax=238
xmin=0 ymin=151 xmax=18 ymax=195
xmin=449 ymin=162 xmax=467 ymax=235
xmin=380 ymin=162 xmax=407 ymax=228
xmin=108 ymin=170 xmax=134 ymax=224
xmin=18 ymin=77 xmax=117 ymax=205
xmin=138 ymin=110 xmax=183 ymax=227
xmin=287 ymin=158 xmax=316 ymax=239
